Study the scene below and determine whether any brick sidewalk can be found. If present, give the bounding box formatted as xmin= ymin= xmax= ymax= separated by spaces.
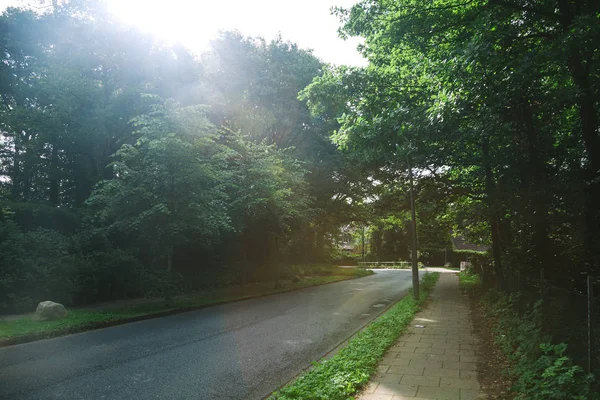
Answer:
xmin=358 ymin=272 xmax=486 ymax=400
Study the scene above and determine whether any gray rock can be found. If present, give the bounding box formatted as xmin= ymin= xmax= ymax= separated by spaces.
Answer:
xmin=292 ymin=275 xmax=301 ymax=283
xmin=34 ymin=301 xmax=68 ymax=321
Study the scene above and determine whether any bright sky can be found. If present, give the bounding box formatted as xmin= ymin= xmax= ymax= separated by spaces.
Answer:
xmin=1 ymin=0 xmax=367 ymax=67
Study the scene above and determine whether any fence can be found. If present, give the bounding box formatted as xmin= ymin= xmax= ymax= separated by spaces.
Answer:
xmin=503 ymin=268 xmax=598 ymax=375
xmin=358 ymin=261 xmax=412 ymax=268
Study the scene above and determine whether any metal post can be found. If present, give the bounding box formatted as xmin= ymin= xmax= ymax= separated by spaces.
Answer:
xmin=408 ymin=155 xmax=419 ymax=300
xmin=588 ymin=275 xmax=594 ymax=375
xmin=361 ymin=225 xmax=366 ymax=263
xmin=444 ymin=248 xmax=447 ymax=266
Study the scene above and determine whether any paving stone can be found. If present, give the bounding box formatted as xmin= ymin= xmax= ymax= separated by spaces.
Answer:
xmin=400 ymin=374 xmax=441 ymax=387
xmin=357 ymin=273 xmax=486 ymax=400
xmin=372 ymin=374 xmax=403 ymax=384
xmin=363 ymin=382 xmax=379 ymax=394
xmin=444 ymin=349 xmax=475 ymax=356
xmin=374 ymin=383 xmax=419 ymax=397
xmin=385 ymin=358 xmax=412 ymax=366
xmin=414 ymin=347 xmax=445 ymax=355
xmin=415 ymin=386 xmax=460 ymax=400
xmin=443 ymin=361 xmax=477 ymax=371
xmin=427 ymin=354 xmax=460 ymax=362
xmin=408 ymin=359 xmax=444 ymax=369
xmin=397 ymin=352 xmax=429 ymax=360
xmin=387 ymin=366 xmax=424 ymax=376
xmin=398 ymin=346 xmax=418 ymax=353
xmin=460 ymin=355 xmax=478 ymax=363
xmin=377 ymin=365 xmax=390 ymax=374
xmin=432 ymin=342 xmax=460 ymax=349
xmin=423 ymin=368 xmax=461 ymax=378
xmin=413 ymin=341 xmax=433 ymax=348
xmin=360 ymin=394 xmax=394 ymax=400
xmin=440 ymin=377 xmax=481 ymax=389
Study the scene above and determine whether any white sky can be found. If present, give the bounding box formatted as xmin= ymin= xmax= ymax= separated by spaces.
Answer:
xmin=1 ymin=0 xmax=367 ymax=67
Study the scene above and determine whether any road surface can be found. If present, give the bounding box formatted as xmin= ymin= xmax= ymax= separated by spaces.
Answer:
xmin=0 ymin=270 xmax=418 ymax=400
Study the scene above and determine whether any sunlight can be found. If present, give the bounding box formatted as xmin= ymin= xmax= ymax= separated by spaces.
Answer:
xmin=104 ymin=0 xmax=366 ymax=66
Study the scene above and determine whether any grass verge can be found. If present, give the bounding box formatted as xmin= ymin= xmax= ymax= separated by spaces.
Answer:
xmin=0 ymin=267 xmax=373 ymax=344
xmin=269 ymin=272 xmax=440 ymax=400
xmin=457 ymin=269 xmax=481 ymax=292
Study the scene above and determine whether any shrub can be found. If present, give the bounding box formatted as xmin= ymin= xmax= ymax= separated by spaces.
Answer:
xmin=480 ymin=285 xmax=596 ymax=399
xmin=0 ymin=226 xmax=88 ymax=312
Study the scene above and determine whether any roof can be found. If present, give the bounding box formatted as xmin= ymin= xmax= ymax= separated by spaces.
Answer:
xmin=451 ymin=236 xmax=489 ymax=253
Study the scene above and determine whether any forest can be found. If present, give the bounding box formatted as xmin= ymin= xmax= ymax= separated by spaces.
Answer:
xmin=301 ymin=0 xmax=600 ymax=289
xmin=0 ymin=1 xmax=380 ymax=313
xmin=1 ymin=0 xmax=599 ymax=321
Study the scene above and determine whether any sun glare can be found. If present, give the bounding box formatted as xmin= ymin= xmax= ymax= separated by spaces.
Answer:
xmin=104 ymin=0 xmax=366 ymax=66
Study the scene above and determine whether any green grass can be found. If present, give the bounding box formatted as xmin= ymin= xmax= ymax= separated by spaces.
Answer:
xmin=458 ymin=269 xmax=482 ymax=292
xmin=0 ymin=267 xmax=373 ymax=342
xmin=269 ymin=272 xmax=440 ymax=400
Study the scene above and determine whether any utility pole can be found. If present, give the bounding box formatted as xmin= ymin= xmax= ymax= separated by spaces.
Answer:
xmin=408 ymin=154 xmax=419 ymax=300
xmin=361 ymin=225 xmax=366 ymax=262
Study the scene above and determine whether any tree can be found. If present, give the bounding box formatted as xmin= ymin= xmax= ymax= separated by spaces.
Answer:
xmin=85 ymin=101 xmax=230 ymax=271
xmin=302 ymin=0 xmax=600 ymax=288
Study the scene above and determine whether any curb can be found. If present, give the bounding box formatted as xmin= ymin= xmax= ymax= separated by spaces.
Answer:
xmin=265 ymin=289 xmax=415 ymax=399
xmin=0 ymin=273 xmax=372 ymax=348
xmin=265 ymin=272 xmax=440 ymax=399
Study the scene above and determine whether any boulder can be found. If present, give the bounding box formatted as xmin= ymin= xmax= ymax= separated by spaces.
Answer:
xmin=292 ymin=275 xmax=301 ymax=283
xmin=34 ymin=301 xmax=68 ymax=321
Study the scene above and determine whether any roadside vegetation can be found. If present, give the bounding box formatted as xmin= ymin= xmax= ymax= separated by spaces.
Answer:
xmin=0 ymin=266 xmax=372 ymax=343
xmin=270 ymin=272 xmax=439 ymax=400
xmin=459 ymin=270 xmax=597 ymax=400
xmin=0 ymin=2 xmax=373 ymax=316
xmin=2 ymin=2 xmax=599 ymax=382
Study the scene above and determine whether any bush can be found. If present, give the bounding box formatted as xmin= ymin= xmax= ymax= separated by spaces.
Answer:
xmin=476 ymin=281 xmax=596 ymax=399
xmin=0 ymin=225 xmax=89 ymax=312
xmin=0 ymin=221 xmax=149 ymax=312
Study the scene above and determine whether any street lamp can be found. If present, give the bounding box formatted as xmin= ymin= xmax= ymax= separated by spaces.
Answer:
xmin=407 ymin=153 xmax=419 ymax=300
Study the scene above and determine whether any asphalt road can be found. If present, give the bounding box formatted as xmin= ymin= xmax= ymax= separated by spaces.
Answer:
xmin=0 ymin=270 xmax=418 ymax=400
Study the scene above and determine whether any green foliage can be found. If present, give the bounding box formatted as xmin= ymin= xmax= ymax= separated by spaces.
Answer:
xmin=279 ymin=264 xmax=373 ymax=279
xmin=458 ymin=270 xmax=481 ymax=292
xmin=303 ymin=0 xmax=600 ymax=291
xmin=459 ymin=272 xmax=596 ymax=399
xmin=270 ymin=272 xmax=439 ymax=400
xmin=85 ymin=101 xmax=231 ymax=269
xmin=0 ymin=265 xmax=372 ymax=341
xmin=0 ymin=2 xmax=369 ymax=311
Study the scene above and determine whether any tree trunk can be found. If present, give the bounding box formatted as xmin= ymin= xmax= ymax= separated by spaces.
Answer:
xmin=482 ymin=138 xmax=505 ymax=290
xmin=49 ymin=141 xmax=59 ymax=205
xmin=557 ymin=0 xmax=600 ymax=268
xmin=11 ymin=137 xmax=21 ymax=201
xmin=315 ymin=228 xmax=325 ymax=262
xmin=521 ymin=103 xmax=552 ymax=276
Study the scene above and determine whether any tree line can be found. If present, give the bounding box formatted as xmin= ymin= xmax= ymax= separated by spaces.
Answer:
xmin=0 ymin=1 xmax=367 ymax=312
xmin=301 ymin=0 xmax=600 ymax=289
